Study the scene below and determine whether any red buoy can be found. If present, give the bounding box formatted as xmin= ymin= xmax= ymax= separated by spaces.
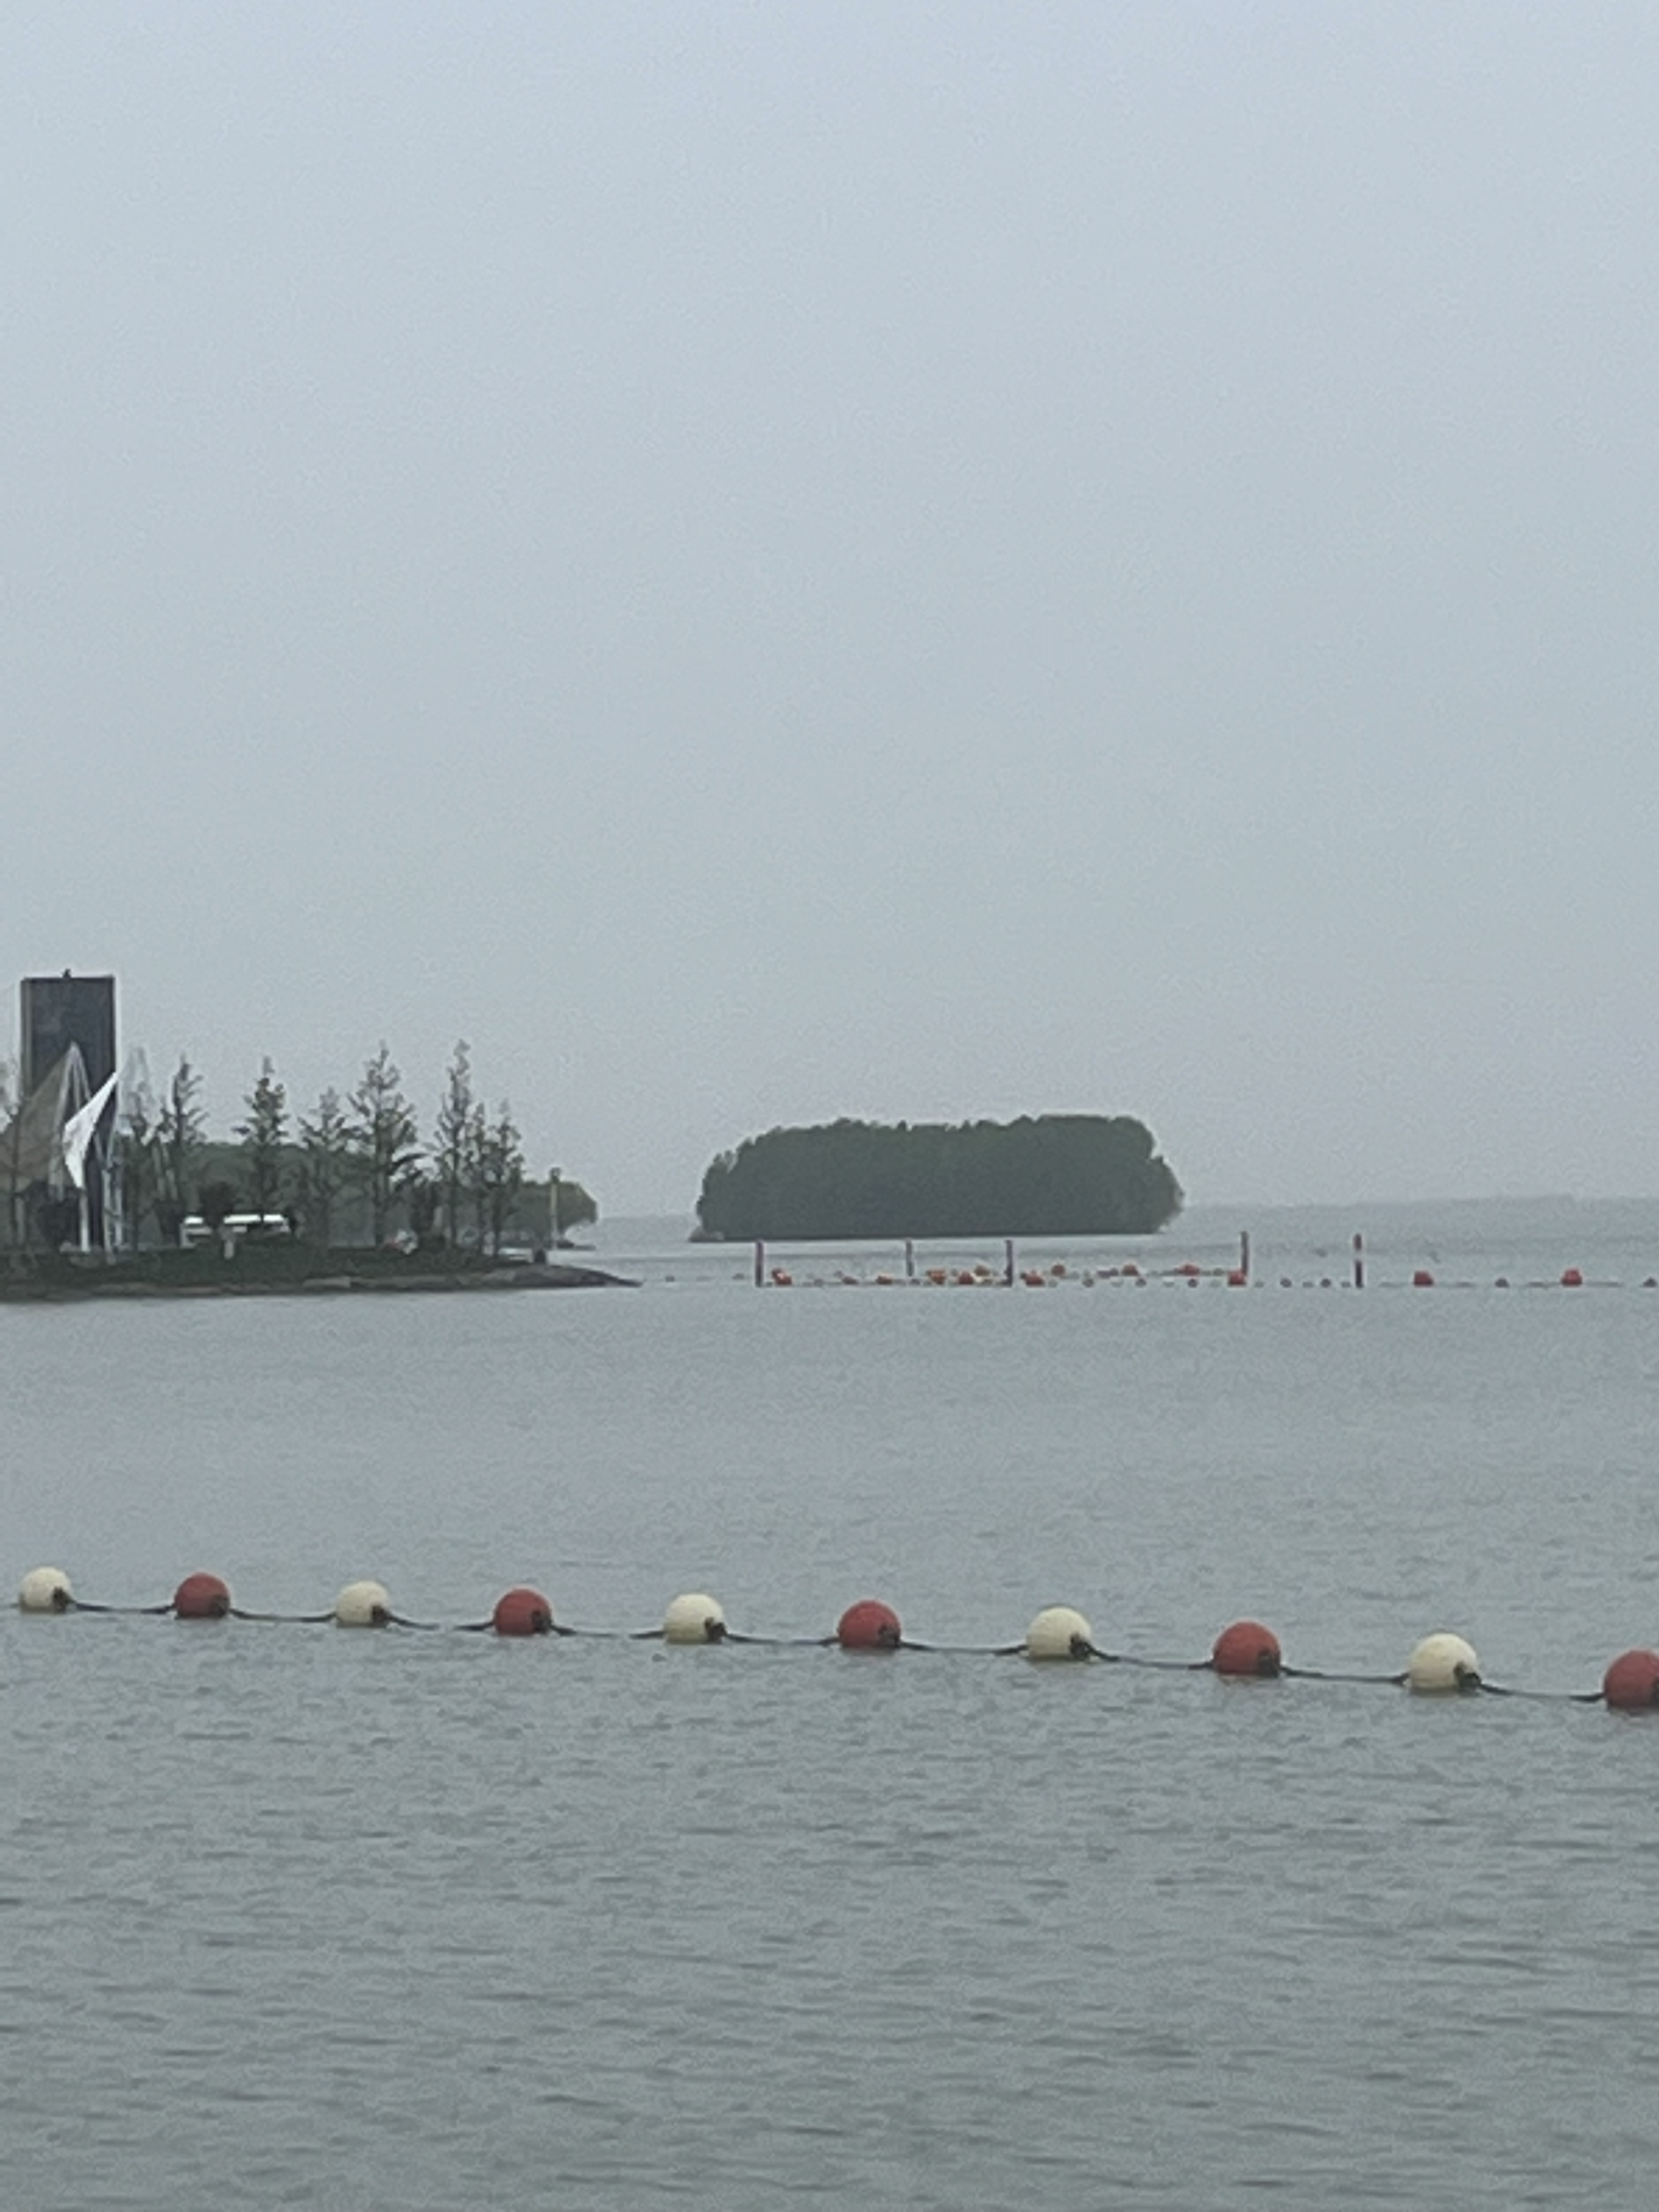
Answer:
xmin=492 ymin=1585 xmax=555 ymax=1637
xmin=1602 ymin=1648 xmax=1659 ymax=1711
xmin=1211 ymin=1619 xmax=1283 ymax=1678
xmin=1226 ymin=1268 xmax=1247 ymax=1288
xmin=1560 ymin=1266 xmax=1583 ymax=1288
xmin=173 ymin=1572 xmax=231 ymax=1620
xmin=1412 ymin=1268 xmax=1435 ymax=1288
xmin=836 ymin=1598 xmax=901 ymax=1651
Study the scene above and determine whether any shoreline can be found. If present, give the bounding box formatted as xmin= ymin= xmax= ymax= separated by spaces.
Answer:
xmin=0 ymin=1259 xmax=635 ymax=1302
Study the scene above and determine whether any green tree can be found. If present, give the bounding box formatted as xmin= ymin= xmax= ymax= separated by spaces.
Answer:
xmin=156 ymin=1057 xmax=205 ymax=1244
xmin=476 ymin=1101 xmax=525 ymax=1257
xmin=466 ymin=1103 xmax=488 ymax=1250
xmin=348 ymin=1045 xmax=421 ymax=1245
xmin=433 ymin=1040 xmax=475 ymax=1249
xmin=296 ymin=1086 xmax=351 ymax=1247
xmin=237 ymin=1058 xmax=289 ymax=1221
xmin=117 ymin=1065 xmax=160 ymax=1252
xmin=404 ymin=1170 xmax=442 ymax=1249
xmin=197 ymin=1177 xmax=240 ymax=1236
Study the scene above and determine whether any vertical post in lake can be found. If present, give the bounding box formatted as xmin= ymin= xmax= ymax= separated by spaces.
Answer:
xmin=754 ymin=1239 xmax=765 ymax=1288
xmin=1239 ymin=1228 xmax=1250 ymax=1280
xmin=904 ymin=1237 xmax=915 ymax=1281
xmin=1352 ymin=1232 xmax=1364 ymax=1290
xmin=1004 ymin=1237 xmax=1014 ymax=1286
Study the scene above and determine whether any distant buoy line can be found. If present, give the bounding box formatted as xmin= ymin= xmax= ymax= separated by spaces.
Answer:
xmin=746 ymin=1234 xmax=1657 ymax=1293
xmin=12 ymin=1569 xmax=1658 ymax=1712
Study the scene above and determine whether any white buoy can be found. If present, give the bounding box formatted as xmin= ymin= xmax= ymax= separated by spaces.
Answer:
xmin=334 ymin=1578 xmax=392 ymax=1628
xmin=18 ymin=1565 xmax=72 ymax=1613
xmin=663 ymin=1592 xmax=726 ymax=1644
xmin=1025 ymin=1605 xmax=1094 ymax=1660
xmin=1406 ymin=1631 xmax=1481 ymax=1694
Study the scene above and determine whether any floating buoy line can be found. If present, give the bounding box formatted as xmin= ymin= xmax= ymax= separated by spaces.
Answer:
xmin=741 ymin=1234 xmax=1657 ymax=1293
xmin=11 ymin=1567 xmax=1658 ymax=1712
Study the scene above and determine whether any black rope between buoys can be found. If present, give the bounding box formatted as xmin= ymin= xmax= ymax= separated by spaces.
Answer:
xmin=15 ymin=1598 xmax=1634 ymax=1707
xmin=901 ymin=1638 xmax=1026 ymax=1655
xmin=737 ymin=1633 xmax=839 ymax=1648
xmin=227 ymin=1605 xmax=341 ymax=1624
xmin=1280 ymin=1663 xmax=1410 ymax=1686
xmin=67 ymin=1598 xmax=172 ymax=1617
xmin=1478 ymin=1679 xmax=1601 ymax=1705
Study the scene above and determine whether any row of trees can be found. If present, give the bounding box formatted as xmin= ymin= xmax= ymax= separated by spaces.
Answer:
xmin=115 ymin=1041 xmax=594 ymax=1255
xmin=696 ymin=1115 xmax=1183 ymax=1241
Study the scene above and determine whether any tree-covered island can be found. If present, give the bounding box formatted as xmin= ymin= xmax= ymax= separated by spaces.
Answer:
xmin=695 ymin=1115 xmax=1183 ymax=1242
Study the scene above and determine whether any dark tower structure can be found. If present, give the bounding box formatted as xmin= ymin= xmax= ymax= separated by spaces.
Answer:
xmin=21 ymin=972 xmax=117 ymax=1096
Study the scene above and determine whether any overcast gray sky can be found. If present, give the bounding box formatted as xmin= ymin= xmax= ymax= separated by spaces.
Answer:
xmin=5 ymin=3 xmax=1655 ymax=1214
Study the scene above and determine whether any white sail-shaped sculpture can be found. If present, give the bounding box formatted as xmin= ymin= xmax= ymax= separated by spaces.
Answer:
xmin=0 ymin=1046 xmax=86 ymax=1190
xmin=61 ymin=1071 xmax=119 ymax=1193
xmin=0 ymin=1046 xmax=99 ymax=1248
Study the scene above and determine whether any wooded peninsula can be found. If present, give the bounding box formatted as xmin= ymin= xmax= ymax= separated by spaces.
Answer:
xmin=695 ymin=1115 xmax=1183 ymax=1242
xmin=1 ymin=1031 xmax=618 ymax=1295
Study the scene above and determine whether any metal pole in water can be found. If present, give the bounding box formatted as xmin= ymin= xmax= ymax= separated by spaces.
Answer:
xmin=1239 ymin=1228 xmax=1250 ymax=1279
xmin=754 ymin=1239 xmax=765 ymax=1288
xmin=905 ymin=1237 xmax=916 ymax=1281
xmin=1352 ymin=1231 xmax=1364 ymax=1290
xmin=1004 ymin=1237 xmax=1014 ymax=1286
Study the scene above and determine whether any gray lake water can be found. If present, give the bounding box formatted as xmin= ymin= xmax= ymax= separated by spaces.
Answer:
xmin=3 ymin=1201 xmax=1658 ymax=2208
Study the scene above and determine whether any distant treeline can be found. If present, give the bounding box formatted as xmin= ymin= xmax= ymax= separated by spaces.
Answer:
xmin=695 ymin=1115 xmax=1183 ymax=1241
xmin=187 ymin=1139 xmax=594 ymax=1255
